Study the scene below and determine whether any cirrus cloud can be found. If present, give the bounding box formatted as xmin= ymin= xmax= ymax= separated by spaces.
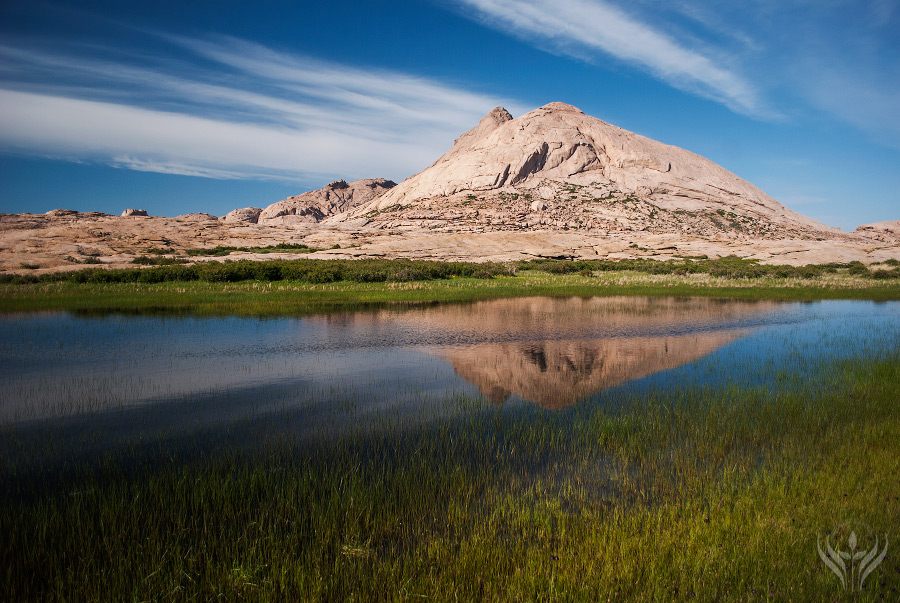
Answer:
xmin=0 ymin=35 xmax=527 ymax=182
xmin=453 ymin=0 xmax=769 ymax=117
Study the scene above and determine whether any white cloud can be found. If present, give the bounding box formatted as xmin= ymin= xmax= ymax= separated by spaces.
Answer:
xmin=0 ymin=37 xmax=526 ymax=182
xmin=455 ymin=0 xmax=768 ymax=116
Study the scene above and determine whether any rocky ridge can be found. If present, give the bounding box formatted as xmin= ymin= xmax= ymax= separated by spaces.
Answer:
xmin=258 ymin=178 xmax=396 ymax=225
xmin=855 ymin=220 xmax=900 ymax=243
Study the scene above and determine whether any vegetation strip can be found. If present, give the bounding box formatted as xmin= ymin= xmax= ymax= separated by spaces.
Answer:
xmin=5 ymin=256 xmax=900 ymax=285
xmin=2 ymin=258 xmax=900 ymax=315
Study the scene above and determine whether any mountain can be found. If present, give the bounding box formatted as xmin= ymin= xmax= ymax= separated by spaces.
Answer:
xmin=8 ymin=103 xmax=895 ymax=274
xmin=335 ymin=103 xmax=836 ymax=239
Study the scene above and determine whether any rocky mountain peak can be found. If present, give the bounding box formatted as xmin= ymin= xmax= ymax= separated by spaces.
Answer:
xmin=451 ymin=106 xmax=513 ymax=151
xmin=537 ymin=102 xmax=584 ymax=114
xmin=486 ymin=106 xmax=513 ymax=122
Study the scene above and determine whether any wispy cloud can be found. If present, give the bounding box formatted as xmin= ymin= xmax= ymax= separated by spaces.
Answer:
xmin=777 ymin=1 xmax=900 ymax=152
xmin=800 ymin=67 xmax=900 ymax=151
xmin=0 ymin=35 xmax=525 ymax=182
xmin=454 ymin=0 xmax=768 ymax=116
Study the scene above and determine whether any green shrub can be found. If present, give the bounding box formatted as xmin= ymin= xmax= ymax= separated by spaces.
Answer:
xmin=131 ymin=256 xmax=189 ymax=266
xmin=870 ymin=268 xmax=900 ymax=280
xmin=847 ymin=261 xmax=869 ymax=276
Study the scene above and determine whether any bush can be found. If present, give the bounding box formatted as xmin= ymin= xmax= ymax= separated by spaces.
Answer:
xmin=847 ymin=262 xmax=869 ymax=276
xmin=870 ymin=269 xmax=900 ymax=280
xmin=131 ymin=256 xmax=188 ymax=266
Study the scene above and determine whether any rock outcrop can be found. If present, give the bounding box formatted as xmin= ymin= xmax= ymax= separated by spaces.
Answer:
xmin=339 ymin=103 xmax=837 ymax=240
xmin=121 ymin=208 xmax=148 ymax=217
xmin=223 ymin=207 xmax=263 ymax=224
xmin=258 ymin=178 xmax=396 ymax=225
xmin=856 ymin=220 xmax=900 ymax=243
xmin=176 ymin=213 xmax=218 ymax=221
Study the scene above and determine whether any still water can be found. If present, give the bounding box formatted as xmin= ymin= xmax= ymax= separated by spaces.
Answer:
xmin=2 ymin=297 xmax=898 ymax=437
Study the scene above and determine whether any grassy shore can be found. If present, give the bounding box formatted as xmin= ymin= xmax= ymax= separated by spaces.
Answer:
xmin=2 ymin=352 xmax=898 ymax=601
xmin=2 ymin=264 xmax=900 ymax=316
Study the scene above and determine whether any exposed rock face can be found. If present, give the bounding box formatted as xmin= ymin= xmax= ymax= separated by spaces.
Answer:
xmin=223 ymin=207 xmax=263 ymax=224
xmin=176 ymin=213 xmax=218 ymax=221
xmin=259 ymin=178 xmax=396 ymax=225
xmin=339 ymin=102 xmax=837 ymax=239
xmin=121 ymin=208 xmax=148 ymax=217
xmin=3 ymin=209 xmax=897 ymax=274
xmin=856 ymin=220 xmax=900 ymax=243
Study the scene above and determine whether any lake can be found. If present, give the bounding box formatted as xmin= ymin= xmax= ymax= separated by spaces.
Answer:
xmin=2 ymin=296 xmax=897 ymax=433
xmin=2 ymin=295 xmax=899 ymax=600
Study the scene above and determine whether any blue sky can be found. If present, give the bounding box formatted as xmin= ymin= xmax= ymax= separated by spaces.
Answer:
xmin=0 ymin=0 xmax=897 ymax=230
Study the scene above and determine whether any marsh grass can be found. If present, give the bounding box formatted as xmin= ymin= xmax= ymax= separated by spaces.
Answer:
xmin=2 ymin=269 xmax=900 ymax=317
xmin=2 ymin=353 xmax=898 ymax=601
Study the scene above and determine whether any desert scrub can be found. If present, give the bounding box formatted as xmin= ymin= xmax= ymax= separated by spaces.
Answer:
xmin=515 ymin=255 xmax=878 ymax=279
xmin=131 ymin=255 xmax=190 ymax=265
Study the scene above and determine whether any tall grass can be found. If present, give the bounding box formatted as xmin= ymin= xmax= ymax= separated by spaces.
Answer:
xmin=2 ymin=353 xmax=898 ymax=601
xmin=2 ymin=270 xmax=900 ymax=317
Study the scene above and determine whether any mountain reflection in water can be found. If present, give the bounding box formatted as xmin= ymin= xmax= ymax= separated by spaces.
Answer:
xmin=372 ymin=296 xmax=775 ymax=409
xmin=1 ymin=296 xmax=782 ymax=423
xmin=444 ymin=331 xmax=747 ymax=409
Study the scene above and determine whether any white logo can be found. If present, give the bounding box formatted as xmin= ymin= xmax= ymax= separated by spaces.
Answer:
xmin=817 ymin=521 xmax=888 ymax=592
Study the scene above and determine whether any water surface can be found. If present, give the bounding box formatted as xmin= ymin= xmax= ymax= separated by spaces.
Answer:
xmin=2 ymin=297 xmax=897 ymax=433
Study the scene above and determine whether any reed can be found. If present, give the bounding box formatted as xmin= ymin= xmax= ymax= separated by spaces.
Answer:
xmin=2 ymin=352 xmax=898 ymax=601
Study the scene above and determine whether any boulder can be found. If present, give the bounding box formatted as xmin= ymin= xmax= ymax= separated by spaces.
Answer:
xmin=121 ymin=209 xmax=148 ymax=217
xmin=223 ymin=207 xmax=263 ymax=224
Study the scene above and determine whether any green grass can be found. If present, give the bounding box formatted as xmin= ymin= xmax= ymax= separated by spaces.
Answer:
xmin=2 ymin=257 xmax=898 ymax=318
xmin=2 ymin=267 xmax=899 ymax=316
xmin=2 ymin=353 xmax=898 ymax=601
